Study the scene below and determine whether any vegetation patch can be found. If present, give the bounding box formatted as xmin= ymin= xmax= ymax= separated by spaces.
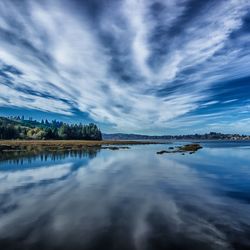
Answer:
xmin=157 ymin=144 xmax=203 ymax=155
xmin=0 ymin=116 xmax=102 ymax=140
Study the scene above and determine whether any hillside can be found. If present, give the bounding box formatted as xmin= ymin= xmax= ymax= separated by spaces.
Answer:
xmin=0 ymin=116 xmax=102 ymax=140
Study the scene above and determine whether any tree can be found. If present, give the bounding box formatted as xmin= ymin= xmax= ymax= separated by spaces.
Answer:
xmin=44 ymin=128 xmax=53 ymax=139
xmin=58 ymin=124 xmax=68 ymax=139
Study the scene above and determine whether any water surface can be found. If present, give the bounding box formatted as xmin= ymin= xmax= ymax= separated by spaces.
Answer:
xmin=0 ymin=142 xmax=250 ymax=250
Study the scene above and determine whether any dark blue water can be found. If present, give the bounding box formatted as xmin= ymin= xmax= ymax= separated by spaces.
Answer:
xmin=0 ymin=142 xmax=250 ymax=250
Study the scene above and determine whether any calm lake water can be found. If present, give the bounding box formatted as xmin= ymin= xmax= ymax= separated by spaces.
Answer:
xmin=0 ymin=141 xmax=250 ymax=250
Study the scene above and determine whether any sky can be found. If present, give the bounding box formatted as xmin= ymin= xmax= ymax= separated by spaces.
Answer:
xmin=0 ymin=0 xmax=250 ymax=135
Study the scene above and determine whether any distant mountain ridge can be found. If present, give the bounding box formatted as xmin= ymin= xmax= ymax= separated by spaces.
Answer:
xmin=103 ymin=132 xmax=250 ymax=141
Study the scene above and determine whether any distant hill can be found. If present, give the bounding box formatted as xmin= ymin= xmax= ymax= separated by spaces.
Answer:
xmin=103 ymin=132 xmax=250 ymax=141
xmin=0 ymin=116 xmax=102 ymax=140
xmin=102 ymin=133 xmax=172 ymax=140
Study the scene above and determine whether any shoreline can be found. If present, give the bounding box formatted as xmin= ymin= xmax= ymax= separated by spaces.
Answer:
xmin=0 ymin=140 xmax=166 ymax=147
xmin=0 ymin=140 xmax=166 ymax=158
xmin=1 ymin=139 xmax=249 ymax=147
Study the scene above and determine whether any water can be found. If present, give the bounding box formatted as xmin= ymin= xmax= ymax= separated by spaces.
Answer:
xmin=0 ymin=142 xmax=250 ymax=250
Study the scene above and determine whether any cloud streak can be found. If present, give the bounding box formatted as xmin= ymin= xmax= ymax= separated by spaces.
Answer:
xmin=0 ymin=0 xmax=250 ymax=132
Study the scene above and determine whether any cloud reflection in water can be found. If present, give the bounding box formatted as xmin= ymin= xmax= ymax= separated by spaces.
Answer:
xmin=0 ymin=148 xmax=250 ymax=250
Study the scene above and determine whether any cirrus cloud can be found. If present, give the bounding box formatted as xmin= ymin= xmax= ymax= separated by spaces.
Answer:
xmin=0 ymin=0 xmax=250 ymax=133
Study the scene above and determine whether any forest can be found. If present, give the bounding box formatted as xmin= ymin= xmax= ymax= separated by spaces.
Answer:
xmin=0 ymin=116 xmax=102 ymax=140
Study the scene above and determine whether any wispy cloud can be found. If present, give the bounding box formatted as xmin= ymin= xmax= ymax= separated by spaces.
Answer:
xmin=0 ymin=0 xmax=250 ymax=132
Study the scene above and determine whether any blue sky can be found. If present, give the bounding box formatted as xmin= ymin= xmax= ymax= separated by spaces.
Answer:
xmin=0 ymin=0 xmax=250 ymax=135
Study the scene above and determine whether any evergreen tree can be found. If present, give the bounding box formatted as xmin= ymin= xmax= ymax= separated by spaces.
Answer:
xmin=0 ymin=116 xmax=102 ymax=140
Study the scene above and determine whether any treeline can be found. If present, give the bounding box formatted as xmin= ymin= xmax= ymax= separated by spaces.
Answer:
xmin=0 ymin=116 xmax=102 ymax=140
xmin=103 ymin=132 xmax=250 ymax=140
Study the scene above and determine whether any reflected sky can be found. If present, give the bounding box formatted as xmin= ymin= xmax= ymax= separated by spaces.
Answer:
xmin=0 ymin=143 xmax=250 ymax=250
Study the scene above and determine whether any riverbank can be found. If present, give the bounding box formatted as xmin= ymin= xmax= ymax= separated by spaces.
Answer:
xmin=0 ymin=140 xmax=165 ymax=161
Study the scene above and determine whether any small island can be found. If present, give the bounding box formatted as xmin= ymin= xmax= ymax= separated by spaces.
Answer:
xmin=157 ymin=144 xmax=203 ymax=155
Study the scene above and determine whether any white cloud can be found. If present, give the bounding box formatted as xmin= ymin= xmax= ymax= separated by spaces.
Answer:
xmin=223 ymin=99 xmax=238 ymax=104
xmin=0 ymin=0 xmax=250 ymax=131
